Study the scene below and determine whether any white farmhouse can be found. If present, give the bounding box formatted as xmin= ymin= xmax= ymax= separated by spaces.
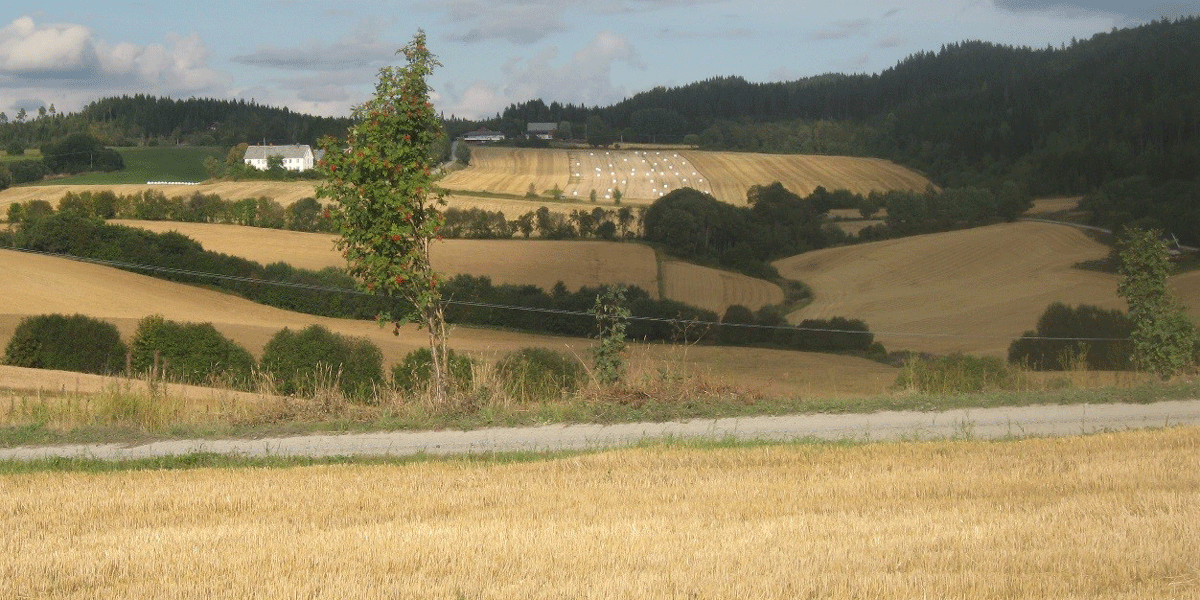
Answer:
xmin=243 ymin=144 xmax=321 ymax=172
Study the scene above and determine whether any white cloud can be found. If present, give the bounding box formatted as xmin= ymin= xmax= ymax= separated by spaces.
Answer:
xmin=231 ymin=19 xmax=400 ymax=71
xmin=0 ymin=16 xmax=230 ymax=112
xmin=0 ymin=16 xmax=98 ymax=78
xmin=441 ymin=32 xmax=646 ymax=119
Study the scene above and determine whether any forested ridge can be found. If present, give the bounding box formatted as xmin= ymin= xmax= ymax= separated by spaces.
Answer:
xmin=2 ymin=17 xmax=1197 ymax=238
xmin=494 ymin=17 xmax=1199 ymax=197
xmin=0 ymin=96 xmax=351 ymax=148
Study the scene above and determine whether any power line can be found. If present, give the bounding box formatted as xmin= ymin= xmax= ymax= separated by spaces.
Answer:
xmin=1 ymin=246 xmax=1133 ymax=343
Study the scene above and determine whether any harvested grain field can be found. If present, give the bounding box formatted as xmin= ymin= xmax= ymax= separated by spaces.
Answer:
xmin=774 ymin=221 xmax=1150 ymax=356
xmin=439 ymin=147 xmax=569 ymax=199
xmin=659 ymin=259 xmax=783 ymax=314
xmin=2 ymin=427 xmax=1196 ymax=599
xmin=0 ymin=181 xmax=320 ymax=212
xmin=440 ymin=146 xmax=932 ymax=205
xmin=0 ymin=248 xmax=885 ymax=398
xmin=111 ymin=220 xmax=783 ymax=314
xmin=681 ymin=151 xmax=932 ymax=204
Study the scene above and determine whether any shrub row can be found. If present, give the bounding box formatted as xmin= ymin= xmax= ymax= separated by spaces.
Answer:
xmin=8 ymin=212 xmax=727 ymax=346
xmin=1008 ymin=303 xmax=1134 ymax=371
xmin=2 ymin=314 xmax=585 ymax=402
xmin=7 ymin=191 xmax=332 ymax=232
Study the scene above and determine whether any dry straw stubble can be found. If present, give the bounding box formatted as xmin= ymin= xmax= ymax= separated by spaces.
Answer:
xmin=2 ymin=427 xmax=1197 ymax=599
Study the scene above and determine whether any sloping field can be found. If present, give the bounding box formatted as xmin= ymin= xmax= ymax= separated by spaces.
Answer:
xmin=660 ymin=259 xmax=783 ymax=314
xmin=0 ymin=249 xmax=893 ymax=398
xmin=440 ymin=147 xmax=932 ymax=205
xmin=439 ymin=147 xmax=569 ymax=199
xmin=110 ymin=220 xmax=783 ymax=313
xmin=774 ymin=221 xmax=1154 ymax=356
xmin=0 ymin=181 xmax=320 ymax=212
xmin=681 ymin=151 xmax=932 ymax=204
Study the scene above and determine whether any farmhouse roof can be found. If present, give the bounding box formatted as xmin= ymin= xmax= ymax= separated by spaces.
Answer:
xmin=244 ymin=144 xmax=312 ymax=160
xmin=526 ymin=122 xmax=557 ymax=133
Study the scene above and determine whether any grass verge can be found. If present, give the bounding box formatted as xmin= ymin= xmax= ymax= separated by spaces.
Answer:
xmin=2 ymin=368 xmax=1196 ymax=449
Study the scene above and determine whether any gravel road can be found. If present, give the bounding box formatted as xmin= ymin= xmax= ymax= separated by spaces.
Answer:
xmin=2 ymin=400 xmax=1198 ymax=462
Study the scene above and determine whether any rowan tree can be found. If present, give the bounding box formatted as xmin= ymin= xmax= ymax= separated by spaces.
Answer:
xmin=316 ymin=31 xmax=454 ymax=400
xmin=1116 ymin=227 xmax=1197 ymax=378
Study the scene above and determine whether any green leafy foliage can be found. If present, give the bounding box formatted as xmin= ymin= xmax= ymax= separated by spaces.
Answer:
xmin=3 ymin=314 xmax=127 ymax=375
xmin=1117 ymin=228 xmax=1198 ymax=377
xmin=590 ymin=286 xmax=630 ymax=385
xmin=260 ymin=325 xmax=384 ymax=399
xmin=895 ymin=353 xmax=1018 ymax=394
xmin=391 ymin=347 xmax=474 ymax=394
xmin=317 ymin=31 xmax=453 ymax=399
xmin=130 ymin=315 xmax=255 ymax=387
xmin=1008 ymin=303 xmax=1133 ymax=371
xmin=41 ymin=133 xmax=124 ymax=174
xmin=6 ymin=159 xmax=49 ymax=184
xmin=496 ymin=347 xmax=586 ymax=403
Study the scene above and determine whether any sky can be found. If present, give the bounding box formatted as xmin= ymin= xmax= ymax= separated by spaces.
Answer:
xmin=1 ymin=1 xmax=1197 ymax=121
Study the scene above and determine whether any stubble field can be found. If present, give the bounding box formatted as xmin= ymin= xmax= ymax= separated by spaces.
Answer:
xmin=2 ymin=427 xmax=1196 ymax=599
xmin=440 ymin=146 xmax=933 ymax=204
xmin=0 ymin=248 xmax=891 ymax=399
xmin=110 ymin=220 xmax=783 ymax=315
xmin=776 ymin=220 xmax=1200 ymax=356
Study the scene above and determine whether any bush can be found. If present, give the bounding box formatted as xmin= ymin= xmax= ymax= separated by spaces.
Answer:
xmin=495 ymin=347 xmax=585 ymax=403
xmin=3 ymin=314 xmax=128 ymax=374
xmin=260 ymin=325 xmax=384 ymax=399
xmin=1008 ymin=303 xmax=1134 ymax=370
xmin=7 ymin=159 xmax=49 ymax=184
xmin=130 ymin=315 xmax=255 ymax=388
xmin=391 ymin=347 xmax=474 ymax=394
xmin=895 ymin=353 xmax=1018 ymax=394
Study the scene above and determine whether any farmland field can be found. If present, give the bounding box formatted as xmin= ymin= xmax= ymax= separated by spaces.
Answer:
xmin=441 ymin=146 xmax=933 ymax=205
xmin=774 ymin=220 xmax=1200 ymax=356
xmin=109 ymin=220 xmax=784 ymax=313
xmin=23 ymin=146 xmax=225 ymax=185
xmin=0 ymin=248 xmax=878 ymax=398
xmin=2 ymin=427 xmax=1196 ymax=599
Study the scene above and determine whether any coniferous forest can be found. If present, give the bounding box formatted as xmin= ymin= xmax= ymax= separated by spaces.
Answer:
xmin=1 ymin=17 xmax=1198 ymax=240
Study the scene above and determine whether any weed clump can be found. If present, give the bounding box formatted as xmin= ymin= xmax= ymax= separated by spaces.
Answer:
xmin=495 ymin=347 xmax=585 ymax=403
xmin=392 ymin=347 xmax=475 ymax=394
xmin=895 ymin=353 xmax=1020 ymax=394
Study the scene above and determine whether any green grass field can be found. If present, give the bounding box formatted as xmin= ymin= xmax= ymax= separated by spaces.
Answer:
xmin=23 ymin=146 xmax=223 ymax=185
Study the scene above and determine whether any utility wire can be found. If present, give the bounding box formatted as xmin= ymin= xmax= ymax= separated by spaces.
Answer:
xmin=1 ymin=246 xmax=1133 ymax=343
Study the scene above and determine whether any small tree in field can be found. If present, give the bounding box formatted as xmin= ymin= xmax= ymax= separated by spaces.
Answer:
xmin=1117 ymin=228 xmax=1197 ymax=378
xmin=317 ymin=31 xmax=454 ymax=401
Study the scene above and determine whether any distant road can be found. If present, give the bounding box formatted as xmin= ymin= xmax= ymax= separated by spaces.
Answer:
xmin=1021 ymin=217 xmax=1199 ymax=252
xmin=2 ymin=400 xmax=1198 ymax=461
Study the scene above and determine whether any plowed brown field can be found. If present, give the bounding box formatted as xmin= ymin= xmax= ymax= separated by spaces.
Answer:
xmin=0 ymin=249 xmax=893 ymax=398
xmin=775 ymin=221 xmax=1200 ymax=356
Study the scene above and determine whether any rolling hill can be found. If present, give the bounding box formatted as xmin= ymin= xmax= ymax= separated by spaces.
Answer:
xmin=775 ymin=221 xmax=1200 ymax=356
xmin=0 ymin=248 xmax=896 ymax=398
